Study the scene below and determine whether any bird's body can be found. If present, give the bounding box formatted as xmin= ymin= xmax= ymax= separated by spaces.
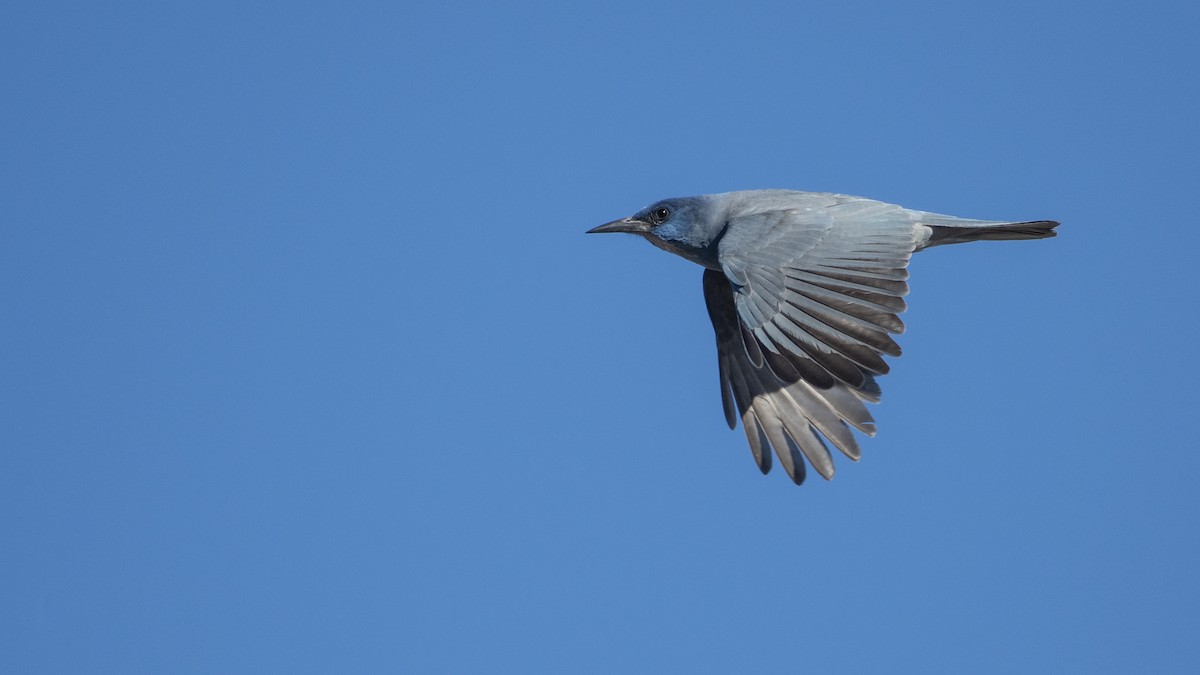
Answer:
xmin=589 ymin=189 xmax=1057 ymax=485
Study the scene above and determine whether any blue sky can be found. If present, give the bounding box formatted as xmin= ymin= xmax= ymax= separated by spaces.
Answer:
xmin=3 ymin=1 xmax=1198 ymax=673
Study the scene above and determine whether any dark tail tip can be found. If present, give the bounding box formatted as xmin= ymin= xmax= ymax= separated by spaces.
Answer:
xmin=998 ymin=220 xmax=1060 ymax=239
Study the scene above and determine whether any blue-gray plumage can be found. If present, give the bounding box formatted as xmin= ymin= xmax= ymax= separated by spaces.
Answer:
xmin=588 ymin=190 xmax=1058 ymax=485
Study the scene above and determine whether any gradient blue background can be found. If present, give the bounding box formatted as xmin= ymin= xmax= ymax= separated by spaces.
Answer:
xmin=4 ymin=2 xmax=1197 ymax=673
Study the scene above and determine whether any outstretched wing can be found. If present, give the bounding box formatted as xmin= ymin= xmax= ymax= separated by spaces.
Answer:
xmin=705 ymin=197 xmax=921 ymax=484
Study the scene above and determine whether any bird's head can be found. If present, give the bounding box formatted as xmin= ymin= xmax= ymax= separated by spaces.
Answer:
xmin=587 ymin=195 xmax=726 ymax=267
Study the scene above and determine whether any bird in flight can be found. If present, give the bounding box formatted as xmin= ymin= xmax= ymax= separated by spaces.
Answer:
xmin=589 ymin=190 xmax=1058 ymax=485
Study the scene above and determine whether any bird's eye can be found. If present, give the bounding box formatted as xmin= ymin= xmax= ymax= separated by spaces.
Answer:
xmin=651 ymin=207 xmax=671 ymax=223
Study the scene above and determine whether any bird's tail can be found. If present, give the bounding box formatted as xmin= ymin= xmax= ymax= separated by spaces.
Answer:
xmin=914 ymin=212 xmax=1059 ymax=249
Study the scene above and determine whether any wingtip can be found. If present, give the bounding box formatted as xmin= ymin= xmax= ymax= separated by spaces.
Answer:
xmin=787 ymin=466 xmax=806 ymax=485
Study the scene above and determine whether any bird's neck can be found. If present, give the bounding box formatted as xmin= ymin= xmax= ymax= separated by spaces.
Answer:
xmin=647 ymin=233 xmax=724 ymax=270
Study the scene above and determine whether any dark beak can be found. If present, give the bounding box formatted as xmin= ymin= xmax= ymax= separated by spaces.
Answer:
xmin=586 ymin=217 xmax=651 ymax=235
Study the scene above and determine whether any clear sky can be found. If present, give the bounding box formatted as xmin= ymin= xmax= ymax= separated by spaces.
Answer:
xmin=3 ymin=2 xmax=1198 ymax=673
